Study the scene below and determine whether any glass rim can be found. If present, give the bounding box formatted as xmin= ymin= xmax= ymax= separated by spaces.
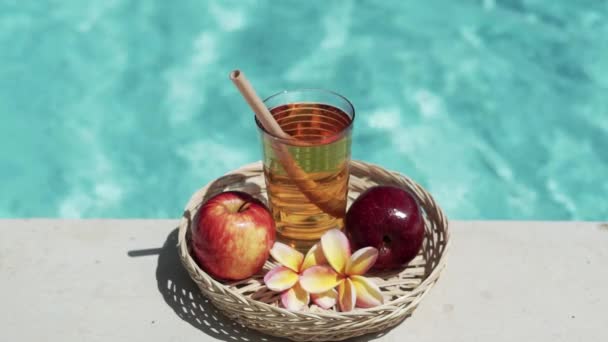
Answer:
xmin=255 ymin=88 xmax=355 ymax=145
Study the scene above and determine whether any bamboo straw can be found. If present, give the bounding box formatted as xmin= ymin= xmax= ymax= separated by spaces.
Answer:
xmin=229 ymin=70 xmax=291 ymax=140
xmin=229 ymin=70 xmax=345 ymax=218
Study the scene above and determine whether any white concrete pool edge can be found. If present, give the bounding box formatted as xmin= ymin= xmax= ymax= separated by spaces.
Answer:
xmin=1 ymin=220 xmax=607 ymax=341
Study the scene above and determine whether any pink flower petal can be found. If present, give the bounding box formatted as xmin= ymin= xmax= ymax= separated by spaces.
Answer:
xmin=301 ymin=242 xmax=327 ymax=270
xmin=281 ymin=282 xmax=309 ymax=311
xmin=299 ymin=265 xmax=341 ymax=294
xmin=337 ymin=278 xmax=356 ymax=312
xmin=311 ymin=289 xmax=338 ymax=309
xmin=321 ymin=229 xmax=351 ymax=274
xmin=351 ymin=275 xmax=384 ymax=308
xmin=345 ymin=247 xmax=378 ymax=276
xmin=263 ymin=266 xmax=299 ymax=292
xmin=270 ymin=242 xmax=304 ymax=272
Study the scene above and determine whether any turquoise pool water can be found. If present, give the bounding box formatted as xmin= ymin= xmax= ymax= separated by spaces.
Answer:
xmin=1 ymin=1 xmax=607 ymax=220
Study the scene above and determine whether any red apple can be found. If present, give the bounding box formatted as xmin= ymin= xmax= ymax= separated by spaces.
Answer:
xmin=345 ymin=186 xmax=424 ymax=270
xmin=192 ymin=191 xmax=275 ymax=280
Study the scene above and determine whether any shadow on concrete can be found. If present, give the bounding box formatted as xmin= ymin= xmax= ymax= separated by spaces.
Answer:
xmin=153 ymin=228 xmax=282 ymax=342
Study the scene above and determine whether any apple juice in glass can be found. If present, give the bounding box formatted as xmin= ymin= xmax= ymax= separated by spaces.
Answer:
xmin=257 ymin=89 xmax=354 ymax=250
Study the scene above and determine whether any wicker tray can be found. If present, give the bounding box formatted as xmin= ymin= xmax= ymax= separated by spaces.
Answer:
xmin=177 ymin=160 xmax=449 ymax=341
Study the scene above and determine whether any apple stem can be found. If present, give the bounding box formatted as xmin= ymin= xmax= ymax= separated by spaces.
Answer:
xmin=237 ymin=202 xmax=250 ymax=213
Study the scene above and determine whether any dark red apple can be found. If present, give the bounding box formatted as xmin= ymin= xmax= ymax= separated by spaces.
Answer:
xmin=192 ymin=191 xmax=275 ymax=280
xmin=345 ymin=186 xmax=424 ymax=270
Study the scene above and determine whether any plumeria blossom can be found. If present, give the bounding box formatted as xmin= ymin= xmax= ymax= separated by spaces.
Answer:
xmin=299 ymin=229 xmax=384 ymax=311
xmin=263 ymin=242 xmax=338 ymax=311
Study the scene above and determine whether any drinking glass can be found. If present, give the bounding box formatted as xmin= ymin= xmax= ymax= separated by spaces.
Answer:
xmin=257 ymin=89 xmax=355 ymax=250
